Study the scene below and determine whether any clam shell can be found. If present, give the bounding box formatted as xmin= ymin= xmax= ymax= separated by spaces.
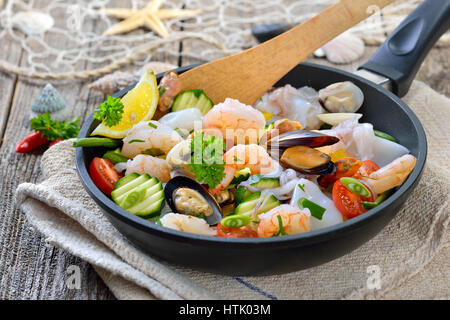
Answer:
xmin=318 ymin=81 xmax=364 ymax=113
xmin=164 ymin=176 xmax=222 ymax=226
xmin=12 ymin=11 xmax=54 ymax=36
xmin=321 ymin=32 xmax=365 ymax=64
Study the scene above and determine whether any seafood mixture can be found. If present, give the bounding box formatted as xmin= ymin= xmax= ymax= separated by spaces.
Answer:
xmin=74 ymin=70 xmax=417 ymax=238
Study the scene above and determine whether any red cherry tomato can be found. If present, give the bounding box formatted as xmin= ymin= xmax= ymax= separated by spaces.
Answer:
xmin=332 ymin=180 xmax=375 ymax=219
xmin=49 ymin=138 xmax=63 ymax=147
xmin=355 ymin=160 xmax=380 ymax=178
xmin=216 ymin=223 xmax=258 ymax=238
xmin=89 ymin=157 xmax=123 ymax=195
xmin=319 ymin=157 xmax=363 ymax=187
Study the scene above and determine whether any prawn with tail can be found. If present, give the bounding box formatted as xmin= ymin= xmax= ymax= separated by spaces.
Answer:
xmin=209 ymin=144 xmax=278 ymax=195
xmin=257 ymin=204 xmax=311 ymax=238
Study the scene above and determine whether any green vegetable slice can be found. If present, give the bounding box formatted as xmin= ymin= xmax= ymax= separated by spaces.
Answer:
xmin=340 ymin=177 xmax=372 ymax=197
xmin=220 ymin=214 xmax=252 ymax=228
xmin=103 ymin=148 xmax=129 ymax=164
xmin=374 ymin=129 xmax=397 ymax=142
xmin=171 ymin=89 xmax=214 ymax=115
xmin=73 ymin=137 xmax=121 ymax=148
xmin=362 ymin=191 xmax=390 ymax=210
xmin=298 ymin=197 xmax=326 ymax=220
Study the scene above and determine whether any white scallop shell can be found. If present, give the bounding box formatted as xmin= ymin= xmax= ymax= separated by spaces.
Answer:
xmin=321 ymin=32 xmax=365 ymax=64
xmin=11 ymin=11 xmax=54 ymax=36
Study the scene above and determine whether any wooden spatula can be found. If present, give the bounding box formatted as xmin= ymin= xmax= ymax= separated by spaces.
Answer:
xmin=179 ymin=0 xmax=393 ymax=105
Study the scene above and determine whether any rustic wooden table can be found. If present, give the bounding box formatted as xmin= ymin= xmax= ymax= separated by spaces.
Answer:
xmin=0 ymin=1 xmax=449 ymax=299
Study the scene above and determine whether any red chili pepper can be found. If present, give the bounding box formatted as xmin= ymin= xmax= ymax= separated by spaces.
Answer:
xmin=15 ymin=132 xmax=49 ymax=153
xmin=49 ymin=138 xmax=63 ymax=147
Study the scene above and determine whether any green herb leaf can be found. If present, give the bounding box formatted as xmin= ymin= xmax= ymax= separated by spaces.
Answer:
xmin=298 ymin=197 xmax=326 ymax=220
xmin=155 ymin=216 xmax=162 ymax=226
xmin=93 ymin=96 xmax=124 ymax=127
xmin=188 ymin=133 xmax=226 ymax=189
xmin=148 ymin=122 xmax=158 ymax=129
xmin=30 ymin=112 xmax=80 ymax=141
xmin=158 ymin=87 xmax=166 ymax=97
xmin=298 ymin=184 xmax=305 ymax=192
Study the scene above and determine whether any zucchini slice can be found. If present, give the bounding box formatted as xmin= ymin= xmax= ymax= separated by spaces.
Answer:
xmin=234 ymin=192 xmax=280 ymax=217
xmin=111 ymin=173 xmax=165 ymax=218
xmin=171 ymin=89 xmax=214 ymax=115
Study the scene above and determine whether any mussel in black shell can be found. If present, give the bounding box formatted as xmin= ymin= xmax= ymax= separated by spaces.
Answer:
xmin=280 ymin=145 xmax=336 ymax=175
xmin=263 ymin=130 xmax=339 ymax=150
xmin=164 ymin=176 xmax=222 ymax=225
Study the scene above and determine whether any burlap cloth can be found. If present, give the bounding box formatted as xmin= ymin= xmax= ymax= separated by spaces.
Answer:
xmin=15 ymin=81 xmax=450 ymax=300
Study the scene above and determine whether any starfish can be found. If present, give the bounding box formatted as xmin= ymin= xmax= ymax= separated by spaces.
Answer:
xmin=103 ymin=0 xmax=202 ymax=38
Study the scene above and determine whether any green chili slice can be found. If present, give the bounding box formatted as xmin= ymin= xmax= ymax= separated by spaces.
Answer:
xmin=220 ymin=214 xmax=252 ymax=228
xmin=362 ymin=191 xmax=390 ymax=210
xmin=340 ymin=177 xmax=371 ymax=197
xmin=273 ymin=214 xmax=287 ymax=236
xmin=298 ymin=197 xmax=326 ymax=220
xmin=374 ymin=130 xmax=397 ymax=142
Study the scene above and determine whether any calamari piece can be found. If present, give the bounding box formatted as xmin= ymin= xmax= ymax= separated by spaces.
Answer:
xmin=160 ymin=213 xmax=216 ymax=236
xmin=290 ymin=178 xmax=343 ymax=230
xmin=255 ymin=84 xmax=325 ymax=129
xmin=203 ymin=98 xmax=266 ymax=144
xmin=125 ymin=154 xmax=171 ymax=182
xmin=121 ymin=120 xmax=183 ymax=158
xmin=362 ymin=154 xmax=417 ymax=194
xmin=257 ymin=204 xmax=310 ymax=237
xmin=158 ymin=108 xmax=203 ymax=133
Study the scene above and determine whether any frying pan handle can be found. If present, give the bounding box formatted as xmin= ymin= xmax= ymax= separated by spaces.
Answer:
xmin=359 ymin=0 xmax=450 ymax=97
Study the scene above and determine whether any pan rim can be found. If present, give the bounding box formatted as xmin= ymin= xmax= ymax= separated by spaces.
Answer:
xmin=75 ymin=61 xmax=427 ymax=247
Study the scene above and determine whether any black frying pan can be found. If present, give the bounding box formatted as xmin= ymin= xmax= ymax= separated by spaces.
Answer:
xmin=75 ymin=0 xmax=449 ymax=275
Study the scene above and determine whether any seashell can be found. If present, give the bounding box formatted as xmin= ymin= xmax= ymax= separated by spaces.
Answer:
xmin=11 ymin=11 xmax=54 ymax=36
xmin=316 ymin=113 xmax=362 ymax=126
xmin=136 ymin=62 xmax=178 ymax=77
xmin=318 ymin=81 xmax=364 ymax=113
xmin=89 ymin=71 xmax=139 ymax=95
xmin=30 ymin=84 xmax=69 ymax=121
xmin=320 ymin=32 xmax=365 ymax=64
xmin=264 ymin=130 xmax=340 ymax=150
xmin=164 ymin=176 xmax=222 ymax=225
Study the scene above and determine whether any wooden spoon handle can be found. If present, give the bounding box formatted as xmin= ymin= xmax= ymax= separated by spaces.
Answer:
xmin=180 ymin=0 xmax=393 ymax=105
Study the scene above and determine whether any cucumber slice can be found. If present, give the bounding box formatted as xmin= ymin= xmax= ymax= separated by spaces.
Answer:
xmin=234 ymin=192 xmax=280 ymax=216
xmin=111 ymin=173 xmax=165 ymax=218
xmin=234 ymin=186 xmax=252 ymax=205
xmin=113 ymin=172 xmax=140 ymax=190
xmin=227 ymin=168 xmax=252 ymax=189
xmin=171 ymin=89 xmax=214 ymax=115
xmin=247 ymin=175 xmax=280 ymax=189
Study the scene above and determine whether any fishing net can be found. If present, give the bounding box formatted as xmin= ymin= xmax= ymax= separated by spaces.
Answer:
xmin=0 ymin=0 xmax=448 ymax=80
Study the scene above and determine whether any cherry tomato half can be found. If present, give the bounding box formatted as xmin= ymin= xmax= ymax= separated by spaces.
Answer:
xmin=319 ymin=157 xmax=362 ymax=187
xmin=355 ymin=160 xmax=380 ymax=178
xmin=216 ymin=223 xmax=258 ymax=238
xmin=332 ymin=180 xmax=375 ymax=219
xmin=89 ymin=157 xmax=123 ymax=196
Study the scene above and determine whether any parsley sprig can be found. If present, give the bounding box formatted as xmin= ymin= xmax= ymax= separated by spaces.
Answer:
xmin=93 ymin=96 xmax=124 ymax=127
xmin=30 ymin=112 xmax=80 ymax=141
xmin=188 ymin=133 xmax=226 ymax=189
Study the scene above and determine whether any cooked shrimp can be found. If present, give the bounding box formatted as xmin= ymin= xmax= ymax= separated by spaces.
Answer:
xmin=158 ymin=71 xmax=181 ymax=111
xmin=257 ymin=204 xmax=311 ymax=238
xmin=125 ymin=154 xmax=171 ymax=182
xmin=121 ymin=120 xmax=183 ymax=158
xmin=210 ymin=144 xmax=278 ymax=194
xmin=203 ymin=98 xmax=266 ymax=144
xmin=160 ymin=213 xmax=216 ymax=236
xmin=361 ymin=154 xmax=417 ymax=194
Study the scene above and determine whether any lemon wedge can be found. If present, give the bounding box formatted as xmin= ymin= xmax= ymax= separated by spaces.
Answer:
xmin=91 ymin=70 xmax=159 ymax=139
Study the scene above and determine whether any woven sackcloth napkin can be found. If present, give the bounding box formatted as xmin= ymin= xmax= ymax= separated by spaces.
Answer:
xmin=15 ymin=81 xmax=449 ymax=300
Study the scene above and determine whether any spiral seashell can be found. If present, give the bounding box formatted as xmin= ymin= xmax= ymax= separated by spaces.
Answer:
xmin=11 ymin=11 xmax=54 ymax=36
xmin=30 ymin=84 xmax=69 ymax=121
xmin=320 ymin=32 xmax=365 ymax=64
xmin=89 ymin=71 xmax=139 ymax=95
